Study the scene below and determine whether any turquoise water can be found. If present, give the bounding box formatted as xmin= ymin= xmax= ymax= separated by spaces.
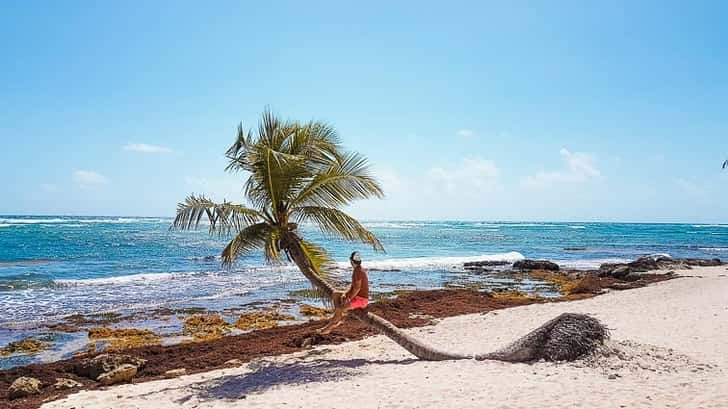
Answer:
xmin=1 ymin=216 xmax=727 ymax=325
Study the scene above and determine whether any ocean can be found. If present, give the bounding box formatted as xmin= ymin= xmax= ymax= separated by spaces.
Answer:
xmin=1 ymin=216 xmax=727 ymax=328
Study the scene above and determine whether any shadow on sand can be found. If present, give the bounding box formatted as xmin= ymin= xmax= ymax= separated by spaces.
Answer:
xmin=182 ymin=358 xmax=416 ymax=402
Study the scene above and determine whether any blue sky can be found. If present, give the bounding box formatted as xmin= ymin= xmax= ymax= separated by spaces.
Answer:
xmin=1 ymin=1 xmax=727 ymax=222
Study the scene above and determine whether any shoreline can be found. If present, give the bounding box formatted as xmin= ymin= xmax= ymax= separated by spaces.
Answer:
xmin=2 ymin=254 xmax=694 ymax=367
xmin=0 ymin=267 xmax=675 ymax=409
xmin=40 ymin=265 xmax=728 ymax=408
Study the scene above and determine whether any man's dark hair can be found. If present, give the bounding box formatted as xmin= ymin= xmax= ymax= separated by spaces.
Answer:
xmin=350 ymin=251 xmax=361 ymax=266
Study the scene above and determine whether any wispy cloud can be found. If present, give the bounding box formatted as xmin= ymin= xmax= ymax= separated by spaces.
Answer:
xmin=428 ymin=157 xmax=501 ymax=193
xmin=456 ymin=129 xmax=475 ymax=138
xmin=72 ymin=170 xmax=108 ymax=189
xmin=521 ymin=148 xmax=600 ymax=188
xmin=123 ymin=143 xmax=172 ymax=153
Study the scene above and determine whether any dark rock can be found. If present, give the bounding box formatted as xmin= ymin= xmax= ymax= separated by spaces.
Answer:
xmin=464 ymin=260 xmax=511 ymax=268
xmin=464 ymin=260 xmax=511 ymax=274
xmin=604 ymin=265 xmax=630 ymax=279
xmin=624 ymin=272 xmax=644 ymax=282
xmin=598 ymin=256 xmax=722 ymax=278
xmin=513 ymin=259 xmax=560 ymax=271
xmin=683 ymin=258 xmax=723 ymax=267
xmin=74 ymin=354 xmax=147 ymax=381
xmin=627 ymin=255 xmax=675 ymax=271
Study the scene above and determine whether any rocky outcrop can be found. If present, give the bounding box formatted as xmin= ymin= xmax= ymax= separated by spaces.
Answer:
xmin=599 ymin=256 xmax=723 ymax=280
xmin=74 ymin=353 xmax=146 ymax=382
xmin=513 ymin=259 xmax=560 ymax=271
xmin=53 ymin=378 xmax=82 ymax=390
xmin=463 ymin=260 xmax=511 ymax=273
xmin=97 ymin=364 xmax=137 ymax=385
xmin=683 ymin=258 xmax=723 ymax=267
xmin=8 ymin=377 xmax=42 ymax=399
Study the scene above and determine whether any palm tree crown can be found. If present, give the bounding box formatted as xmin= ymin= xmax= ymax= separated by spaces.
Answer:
xmin=173 ymin=110 xmax=383 ymax=293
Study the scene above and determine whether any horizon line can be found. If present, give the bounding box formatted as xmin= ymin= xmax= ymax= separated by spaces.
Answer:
xmin=1 ymin=214 xmax=727 ymax=225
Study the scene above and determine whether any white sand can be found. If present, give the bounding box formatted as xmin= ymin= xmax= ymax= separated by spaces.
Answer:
xmin=44 ymin=266 xmax=728 ymax=409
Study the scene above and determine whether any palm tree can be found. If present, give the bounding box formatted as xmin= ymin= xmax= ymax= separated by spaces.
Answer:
xmin=173 ymin=110 xmax=607 ymax=362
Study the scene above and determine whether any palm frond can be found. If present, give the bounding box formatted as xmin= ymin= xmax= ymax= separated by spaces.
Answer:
xmin=284 ymin=121 xmax=343 ymax=170
xmin=298 ymin=239 xmax=337 ymax=305
xmin=221 ymin=223 xmax=271 ymax=267
xmin=290 ymin=151 xmax=383 ymax=208
xmin=242 ymin=146 xmax=308 ymax=215
xmin=293 ymin=206 xmax=384 ymax=251
xmin=264 ymin=228 xmax=283 ymax=263
xmin=224 ymin=122 xmax=254 ymax=170
xmin=172 ymin=195 xmax=262 ymax=235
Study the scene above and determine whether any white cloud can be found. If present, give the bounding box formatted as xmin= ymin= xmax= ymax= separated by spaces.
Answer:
xmin=428 ymin=158 xmax=501 ymax=193
xmin=456 ymin=129 xmax=475 ymax=138
xmin=40 ymin=183 xmax=59 ymax=193
xmin=123 ymin=143 xmax=172 ymax=153
xmin=521 ymin=148 xmax=600 ymax=188
xmin=72 ymin=170 xmax=108 ymax=189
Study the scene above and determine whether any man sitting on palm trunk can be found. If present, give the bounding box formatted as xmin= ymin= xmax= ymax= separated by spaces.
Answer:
xmin=317 ymin=251 xmax=369 ymax=334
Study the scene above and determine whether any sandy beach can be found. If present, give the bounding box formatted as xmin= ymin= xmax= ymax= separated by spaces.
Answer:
xmin=39 ymin=265 xmax=728 ymax=409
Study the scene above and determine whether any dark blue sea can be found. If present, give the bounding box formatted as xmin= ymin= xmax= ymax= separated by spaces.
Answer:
xmin=2 ymin=216 xmax=727 ymax=326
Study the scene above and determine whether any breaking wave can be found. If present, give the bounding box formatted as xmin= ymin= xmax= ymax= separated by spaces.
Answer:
xmin=354 ymin=252 xmax=525 ymax=271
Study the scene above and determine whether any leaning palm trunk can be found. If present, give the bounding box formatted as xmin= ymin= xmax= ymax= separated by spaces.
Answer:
xmin=285 ymin=239 xmax=608 ymax=362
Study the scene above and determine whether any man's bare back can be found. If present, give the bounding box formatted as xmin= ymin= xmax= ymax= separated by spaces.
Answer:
xmin=347 ymin=266 xmax=369 ymax=300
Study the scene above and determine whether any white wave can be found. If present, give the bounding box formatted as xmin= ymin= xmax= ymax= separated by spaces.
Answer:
xmin=352 ymin=252 xmax=525 ymax=271
xmin=490 ymin=223 xmax=559 ymax=227
xmin=0 ymin=217 xmax=170 ymax=225
xmin=699 ymin=247 xmax=728 ymax=252
xmin=77 ymin=218 xmax=162 ymax=224
xmin=363 ymin=222 xmax=423 ymax=229
xmin=555 ymin=253 xmax=673 ymax=270
xmin=0 ymin=218 xmax=68 ymax=224
xmin=52 ymin=265 xmax=299 ymax=287
xmin=555 ymin=258 xmax=632 ymax=270
xmin=568 ymin=225 xmax=586 ymax=229
xmin=692 ymin=224 xmax=728 ymax=228
xmin=0 ymin=223 xmax=11 ymax=228
xmin=644 ymin=253 xmax=672 ymax=260
xmin=54 ymin=271 xmax=208 ymax=286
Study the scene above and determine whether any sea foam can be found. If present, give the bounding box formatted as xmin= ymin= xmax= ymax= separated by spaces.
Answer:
xmin=350 ymin=252 xmax=525 ymax=271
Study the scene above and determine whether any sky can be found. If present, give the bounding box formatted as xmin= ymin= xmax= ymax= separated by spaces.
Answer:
xmin=1 ymin=1 xmax=727 ymax=222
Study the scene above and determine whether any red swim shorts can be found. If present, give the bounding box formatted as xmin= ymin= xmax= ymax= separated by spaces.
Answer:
xmin=349 ymin=296 xmax=369 ymax=310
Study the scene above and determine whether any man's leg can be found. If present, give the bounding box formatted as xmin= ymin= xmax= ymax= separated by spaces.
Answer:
xmin=318 ymin=307 xmax=346 ymax=334
xmin=317 ymin=291 xmax=349 ymax=334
